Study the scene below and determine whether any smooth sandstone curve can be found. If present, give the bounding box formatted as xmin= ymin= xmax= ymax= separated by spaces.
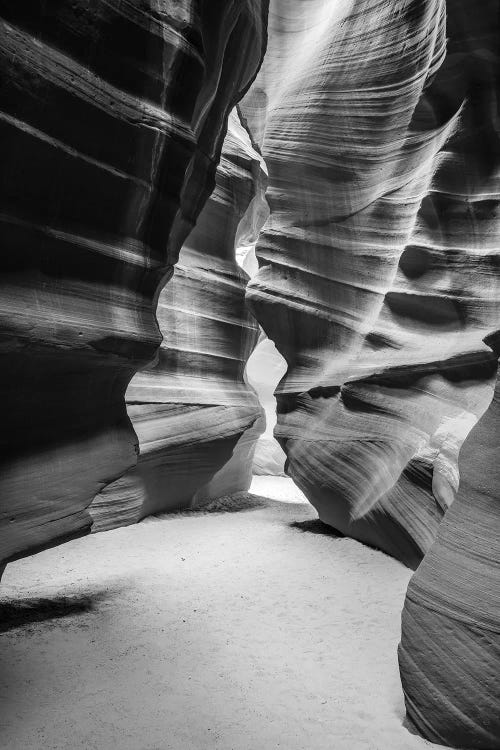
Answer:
xmin=240 ymin=0 xmax=500 ymax=567
xmin=399 ymin=337 xmax=500 ymax=748
xmin=90 ymin=111 xmax=268 ymax=529
xmin=0 ymin=1 xmax=268 ymax=565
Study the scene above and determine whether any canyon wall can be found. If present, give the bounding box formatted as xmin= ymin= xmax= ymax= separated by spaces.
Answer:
xmin=0 ymin=1 xmax=268 ymax=568
xmin=240 ymin=0 xmax=500 ymax=568
xmin=90 ymin=111 xmax=268 ymax=531
xmin=399 ymin=336 xmax=500 ymax=749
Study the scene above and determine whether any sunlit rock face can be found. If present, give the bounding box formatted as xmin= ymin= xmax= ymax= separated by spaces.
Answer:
xmin=237 ymin=242 xmax=287 ymax=478
xmin=399 ymin=337 xmax=500 ymax=749
xmin=240 ymin=0 xmax=500 ymax=567
xmin=0 ymin=2 xmax=268 ymax=564
xmin=246 ymin=334 xmax=287 ymax=476
xmin=90 ymin=111 xmax=268 ymax=530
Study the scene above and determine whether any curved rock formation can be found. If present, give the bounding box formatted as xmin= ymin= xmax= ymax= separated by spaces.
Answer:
xmin=90 ymin=111 xmax=268 ymax=530
xmin=0 ymin=2 xmax=268 ymax=565
xmin=240 ymin=0 xmax=500 ymax=566
xmin=399 ymin=336 xmax=500 ymax=749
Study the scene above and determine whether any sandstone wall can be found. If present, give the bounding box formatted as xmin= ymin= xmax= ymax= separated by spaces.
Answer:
xmin=399 ymin=336 xmax=500 ymax=748
xmin=91 ymin=111 xmax=268 ymax=529
xmin=0 ymin=1 xmax=268 ymax=566
xmin=240 ymin=0 xmax=499 ymax=567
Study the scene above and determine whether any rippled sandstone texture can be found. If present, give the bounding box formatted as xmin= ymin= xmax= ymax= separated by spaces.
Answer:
xmin=399 ymin=337 xmax=500 ymax=749
xmin=90 ymin=111 xmax=268 ymax=530
xmin=240 ymin=0 xmax=500 ymax=568
xmin=0 ymin=2 xmax=268 ymax=567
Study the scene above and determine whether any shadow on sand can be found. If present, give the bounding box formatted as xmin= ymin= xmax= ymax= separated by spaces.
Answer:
xmin=289 ymin=518 xmax=344 ymax=537
xmin=0 ymin=592 xmax=109 ymax=633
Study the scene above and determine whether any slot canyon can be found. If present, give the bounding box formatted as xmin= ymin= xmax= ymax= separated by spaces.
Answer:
xmin=0 ymin=2 xmax=498 ymax=749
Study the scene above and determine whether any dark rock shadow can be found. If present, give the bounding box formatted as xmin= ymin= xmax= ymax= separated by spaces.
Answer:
xmin=402 ymin=714 xmax=421 ymax=736
xmin=0 ymin=592 xmax=110 ymax=633
xmin=290 ymin=518 xmax=344 ymax=537
xmin=401 ymin=715 xmax=468 ymax=750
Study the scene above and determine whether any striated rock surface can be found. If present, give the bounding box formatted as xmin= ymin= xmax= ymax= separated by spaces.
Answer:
xmin=399 ymin=337 xmax=500 ymax=749
xmin=90 ymin=111 xmax=268 ymax=530
xmin=0 ymin=2 xmax=268 ymax=564
xmin=240 ymin=0 xmax=500 ymax=567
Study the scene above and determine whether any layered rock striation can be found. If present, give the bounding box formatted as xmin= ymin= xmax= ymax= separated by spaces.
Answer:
xmin=90 ymin=111 xmax=268 ymax=530
xmin=0 ymin=2 xmax=268 ymax=566
xmin=399 ymin=335 xmax=500 ymax=749
xmin=240 ymin=0 xmax=500 ymax=567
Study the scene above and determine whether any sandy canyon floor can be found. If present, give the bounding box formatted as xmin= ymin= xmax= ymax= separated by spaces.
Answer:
xmin=0 ymin=477 xmax=445 ymax=750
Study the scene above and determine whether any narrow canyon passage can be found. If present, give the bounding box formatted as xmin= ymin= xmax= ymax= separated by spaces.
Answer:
xmin=0 ymin=1 xmax=498 ymax=747
xmin=0 ymin=479 xmax=443 ymax=750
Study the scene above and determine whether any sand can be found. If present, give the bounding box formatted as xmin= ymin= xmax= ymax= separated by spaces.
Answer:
xmin=0 ymin=478 xmax=444 ymax=750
